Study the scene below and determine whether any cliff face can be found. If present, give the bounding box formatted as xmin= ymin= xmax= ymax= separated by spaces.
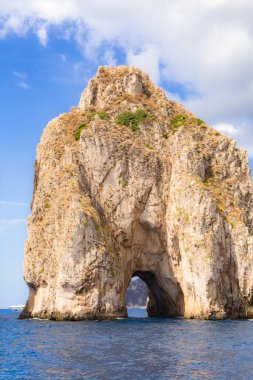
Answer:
xmin=21 ymin=66 xmax=253 ymax=320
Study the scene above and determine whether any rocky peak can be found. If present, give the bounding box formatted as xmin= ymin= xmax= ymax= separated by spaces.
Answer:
xmin=20 ymin=66 xmax=253 ymax=321
xmin=79 ymin=66 xmax=166 ymax=113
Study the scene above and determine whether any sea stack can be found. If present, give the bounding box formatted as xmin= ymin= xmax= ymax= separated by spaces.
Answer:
xmin=20 ymin=66 xmax=253 ymax=320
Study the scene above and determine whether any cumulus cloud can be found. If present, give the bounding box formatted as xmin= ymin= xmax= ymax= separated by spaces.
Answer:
xmin=36 ymin=26 xmax=48 ymax=46
xmin=1 ymin=0 xmax=253 ymax=155
xmin=214 ymin=123 xmax=240 ymax=136
xmin=127 ymin=46 xmax=160 ymax=84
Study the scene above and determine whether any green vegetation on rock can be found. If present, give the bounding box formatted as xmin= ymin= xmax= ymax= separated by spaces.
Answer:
xmin=118 ymin=178 xmax=127 ymax=188
xmin=75 ymin=112 xmax=109 ymax=140
xmin=170 ymin=115 xmax=204 ymax=134
xmin=193 ymin=118 xmax=204 ymax=126
xmin=75 ymin=124 xmax=87 ymax=140
xmin=203 ymin=167 xmax=215 ymax=184
xmin=170 ymin=115 xmax=187 ymax=132
xmin=109 ymin=267 xmax=117 ymax=278
xmin=116 ymin=109 xmax=148 ymax=131
xmin=87 ymin=111 xmax=109 ymax=122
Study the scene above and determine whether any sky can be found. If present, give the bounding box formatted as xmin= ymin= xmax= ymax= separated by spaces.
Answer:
xmin=0 ymin=0 xmax=253 ymax=307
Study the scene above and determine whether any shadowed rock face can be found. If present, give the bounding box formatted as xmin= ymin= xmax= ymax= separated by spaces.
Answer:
xmin=20 ymin=66 xmax=253 ymax=320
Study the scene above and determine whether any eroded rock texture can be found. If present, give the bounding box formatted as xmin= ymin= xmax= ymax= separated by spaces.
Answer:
xmin=21 ymin=66 xmax=253 ymax=320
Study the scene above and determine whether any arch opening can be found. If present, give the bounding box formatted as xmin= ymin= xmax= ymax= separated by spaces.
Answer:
xmin=125 ymin=271 xmax=182 ymax=318
xmin=126 ymin=275 xmax=148 ymax=317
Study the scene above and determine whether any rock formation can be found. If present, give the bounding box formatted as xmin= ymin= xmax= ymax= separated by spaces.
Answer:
xmin=126 ymin=278 xmax=148 ymax=308
xmin=20 ymin=66 xmax=253 ymax=320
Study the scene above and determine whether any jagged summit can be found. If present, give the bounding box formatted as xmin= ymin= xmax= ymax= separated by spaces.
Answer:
xmin=79 ymin=66 xmax=158 ymax=108
xmin=20 ymin=66 xmax=253 ymax=321
xmin=78 ymin=65 xmax=177 ymax=120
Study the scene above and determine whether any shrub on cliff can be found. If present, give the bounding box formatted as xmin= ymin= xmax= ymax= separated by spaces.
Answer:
xmin=87 ymin=111 xmax=109 ymax=122
xmin=75 ymin=124 xmax=87 ymax=140
xmin=170 ymin=115 xmax=186 ymax=132
xmin=170 ymin=115 xmax=204 ymax=134
xmin=116 ymin=109 xmax=148 ymax=131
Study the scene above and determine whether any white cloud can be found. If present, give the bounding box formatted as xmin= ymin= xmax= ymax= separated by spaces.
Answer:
xmin=214 ymin=123 xmax=240 ymax=136
xmin=127 ymin=46 xmax=160 ymax=84
xmin=103 ymin=49 xmax=116 ymax=66
xmin=165 ymin=90 xmax=183 ymax=104
xmin=13 ymin=71 xmax=27 ymax=79
xmin=13 ymin=72 xmax=30 ymax=89
xmin=36 ymin=26 xmax=48 ymax=46
xmin=17 ymin=81 xmax=30 ymax=90
xmin=1 ymin=0 xmax=253 ymax=155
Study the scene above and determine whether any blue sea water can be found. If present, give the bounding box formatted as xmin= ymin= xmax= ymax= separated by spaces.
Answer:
xmin=1 ymin=308 xmax=253 ymax=379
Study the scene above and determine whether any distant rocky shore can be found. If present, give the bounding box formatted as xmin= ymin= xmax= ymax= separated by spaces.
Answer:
xmin=4 ymin=305 xmax=24 ymax=311
xmin=126 ymin=278 xmax=147 ymax=308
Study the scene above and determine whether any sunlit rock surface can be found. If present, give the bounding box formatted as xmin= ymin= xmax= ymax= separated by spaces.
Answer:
xmin=21 ymin=66 xmax=253 ymax=320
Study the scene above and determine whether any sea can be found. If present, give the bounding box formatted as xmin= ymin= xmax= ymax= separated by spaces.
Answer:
xmin=1 ymin=308 xmax=253 ymax=379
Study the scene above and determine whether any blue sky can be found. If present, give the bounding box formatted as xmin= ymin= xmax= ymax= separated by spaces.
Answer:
xmin=0 ymin=33 xmax=98 ymax=306
xmin=0 ymin=1 xmax=253 ymax=307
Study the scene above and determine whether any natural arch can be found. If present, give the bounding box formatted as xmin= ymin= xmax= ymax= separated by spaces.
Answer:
xmin=20 ymin=66 xmax=253 ymax=321
xmin=125 ymin=271 xmax=184 ymax=318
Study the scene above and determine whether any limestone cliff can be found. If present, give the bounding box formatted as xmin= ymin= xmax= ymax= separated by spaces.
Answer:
xmin=20 ymin=66 xmax=253 ymax=320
